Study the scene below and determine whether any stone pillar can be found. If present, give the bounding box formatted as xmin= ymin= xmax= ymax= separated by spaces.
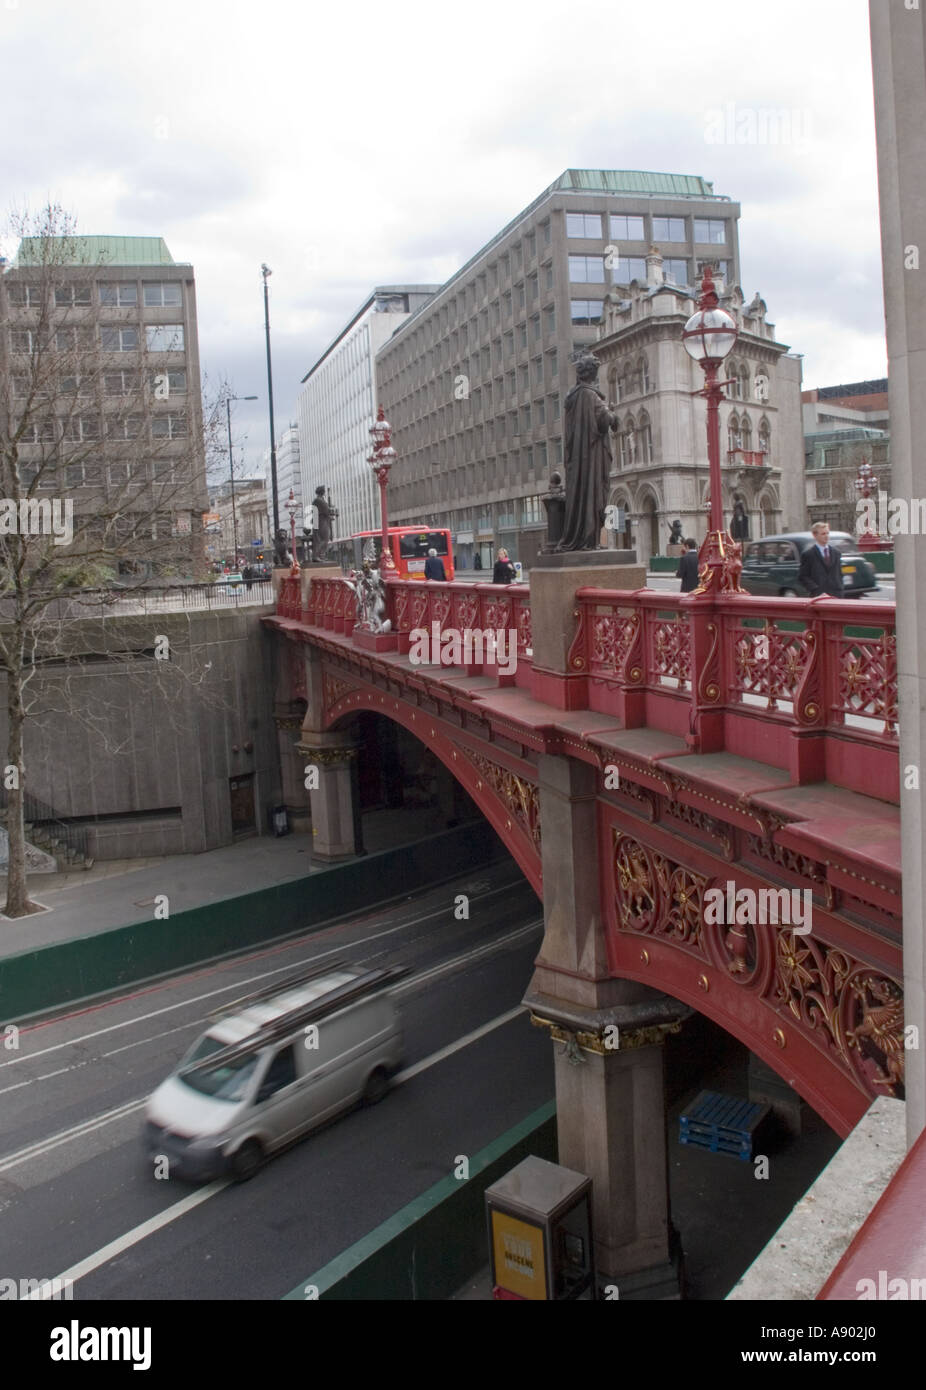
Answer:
xmin=870 ymin=0 xmax=926 ymax=1145
xmin=296 ymin=730 xmax=363 ymax=861
xmin=524 ymin=752 xmax=689 ymax=1298
xmin=274 ymin=710 xmax=311 ymax=832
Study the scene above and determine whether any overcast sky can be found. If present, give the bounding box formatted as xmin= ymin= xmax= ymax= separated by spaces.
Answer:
xmin=2 ymin=0 xmax=885 ymax=478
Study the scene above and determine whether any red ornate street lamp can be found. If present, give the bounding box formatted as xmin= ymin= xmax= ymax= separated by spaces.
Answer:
xmin=855 ymin=457 xmax=882 ymax=550
xmin=368 ymin=405 xmax=397 ymax=573
xmin=682 ymin=267 xmax=744 ymax=595
xmin=286 ymin=487 xmax=300 ymax=577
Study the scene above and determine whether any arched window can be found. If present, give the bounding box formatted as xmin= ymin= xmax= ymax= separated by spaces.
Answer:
xmin=617 ymin=361 xmax=629 ymax=402
xmin=727 ymin=414 xmax=741 ymax=453
xmin=758 ymin=417 xmax=771 ymax=456
xmin=738 ymin=363 xmax=750 ymax=400
xmin=638 ymin=410 xmax=653 ymax=464
xmin=621 ymin=414 xmax=637 ymax=468
xmin=726 ymin=360 xmax=740 ymax=400
xmin=639 ymin=354 xmax=651 ymax=394
xmin=608 ymin=368 xmax=618 ymax=406
xmin=741 ymin=415 xmax=752 ymax=451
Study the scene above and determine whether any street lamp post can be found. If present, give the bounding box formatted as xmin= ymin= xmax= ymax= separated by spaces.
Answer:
xmin=261 ymin=264 xmax=281 ymax=551
xmin=682 ymin=266 xmax=744 ymax=595
xmin=225 ymin=393 xmax=258 ymax=569
xmin=368 ymin=405 xmax=397 ymax=573
xmin=286 ymin=488 xmax=300 ymax=577
xmin=855 ymin=457 xmax=882 ymax=550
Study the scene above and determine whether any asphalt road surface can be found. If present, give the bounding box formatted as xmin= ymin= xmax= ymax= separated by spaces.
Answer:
xmin=0 ymin=860 xmax=548 ymax=1300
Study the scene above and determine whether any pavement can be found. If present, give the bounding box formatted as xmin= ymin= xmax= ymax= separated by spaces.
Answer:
xmin=0 ymin=805 xmax=450 ymax=961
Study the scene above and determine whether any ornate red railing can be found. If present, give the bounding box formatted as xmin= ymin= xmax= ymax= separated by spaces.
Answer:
xmin=277 ymin=577 xmax=896 ymax=792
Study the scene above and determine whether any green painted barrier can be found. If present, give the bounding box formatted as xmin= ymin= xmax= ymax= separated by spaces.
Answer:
xmin=649 ymin=557 xmax=680 ymax=573
xmin=0 ymin=822 xmax=505 ymax=1019
xmin=284 ymin=1101 xmax=557 ymax=1301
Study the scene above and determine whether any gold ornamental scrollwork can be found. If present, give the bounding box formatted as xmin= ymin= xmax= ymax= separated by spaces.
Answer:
xmin=529 ymin=1013 xmax=681 ymax=1055
xmin=297 ymin=745 xmax=360 ymax=765
xmin=464 ymin=751 xmax=540 ymax=849
xmin=275 ymin=716 xmax=304 ymax=730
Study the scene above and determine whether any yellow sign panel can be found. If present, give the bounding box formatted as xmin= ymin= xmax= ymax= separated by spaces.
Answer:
xmin=491 ymin=1210 xmax=546 ymax=1300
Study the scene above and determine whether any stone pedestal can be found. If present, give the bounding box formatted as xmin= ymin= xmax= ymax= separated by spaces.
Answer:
xmin=529 ymin=558 xmax=646 ymax=709
xmin=295 ymin=730 xmax=363 ymax=861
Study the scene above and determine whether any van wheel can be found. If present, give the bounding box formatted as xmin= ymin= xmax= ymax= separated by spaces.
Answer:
xmin=230 ymin=1139 xmax=264 ymax=1181
xmin=780 ymin=587 xmax=798 ymax=597
xmin=362 ymin=1068 xmax=389 ymax=1106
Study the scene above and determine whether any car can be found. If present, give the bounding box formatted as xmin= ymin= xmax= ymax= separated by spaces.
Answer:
xmin=143 ymin=963 xmax=405 ymax=1181
xmin=739 ymin=532 xmax=878 ymax=598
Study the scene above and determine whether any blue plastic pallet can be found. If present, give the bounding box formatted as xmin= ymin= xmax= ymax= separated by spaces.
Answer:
xmin=678 ymin=1090 xmax=770 ymax=1161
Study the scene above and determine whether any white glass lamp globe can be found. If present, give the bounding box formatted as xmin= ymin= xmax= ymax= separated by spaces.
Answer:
xmin=682 ymin=306 xmax=738 ymax=364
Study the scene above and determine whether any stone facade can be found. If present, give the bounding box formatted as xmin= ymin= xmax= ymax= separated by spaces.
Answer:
xmin=593 ymin=251 xmax=805 ymax=565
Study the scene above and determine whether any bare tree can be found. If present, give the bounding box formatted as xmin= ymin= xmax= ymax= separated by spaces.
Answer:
xmin=0 ymin=204 xmax=224 ymax=916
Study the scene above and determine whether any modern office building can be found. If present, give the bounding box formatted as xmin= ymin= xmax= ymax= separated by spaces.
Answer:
xmin=296 ymin=286 xmax=440 ymax=542
xmin=270 ymin=422 xmax=301 ymax=547
xmin=375 ymin=170 xmax=743 ymax=569
xmin=592 ymin=249 xmax=805 ymax=563
xmin=2 ymin=234 xmax=208 ymax=578
xmin=802 ymin=380 xmax=890 ymax=532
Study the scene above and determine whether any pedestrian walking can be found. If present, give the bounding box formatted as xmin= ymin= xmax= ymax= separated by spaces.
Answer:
xmin=474 ymin=553 xmax=483 ymax=571
xmin=243 ymin=563 xmax=254 ymax=592
xmin=424 ymin=548 xmax=447 ymax=581
xmin=493 ymin=548 xmax=516 ymax=584
xmin=676 ymin=538 xmax=700 ymax=593
xmin=797 ymin=521 xmax=844 ymax=597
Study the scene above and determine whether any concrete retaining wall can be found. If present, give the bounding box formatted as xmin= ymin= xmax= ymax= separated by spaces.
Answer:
xmin=0 ymin=821 xmax=504 ymax=1020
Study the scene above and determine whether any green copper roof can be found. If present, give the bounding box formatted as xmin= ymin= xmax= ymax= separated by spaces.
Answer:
xmin=550 ymin=169 xmax=716 ymax=197
xmin=14 ymin=236 xmax=175 ymax=266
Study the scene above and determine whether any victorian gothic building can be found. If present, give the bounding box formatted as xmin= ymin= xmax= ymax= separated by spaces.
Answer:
xmin=594 ymin=249 xmax=805 ymax=565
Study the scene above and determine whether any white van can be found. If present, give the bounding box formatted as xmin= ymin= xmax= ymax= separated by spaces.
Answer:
xmin=143 ymin=962 xmax=405 ymax=1181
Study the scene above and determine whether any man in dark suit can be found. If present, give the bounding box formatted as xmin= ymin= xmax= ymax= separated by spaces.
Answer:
xmin=676 ymin=538 xmax=700 ymax=593
xmin=798 ymin=521 xmax=844 ymax=597
xmin=424 ymin=548 xmax=447 ymax=581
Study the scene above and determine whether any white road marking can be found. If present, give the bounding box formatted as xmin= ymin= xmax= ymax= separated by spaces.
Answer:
xmin=25 ymin=1004 xmax=529 ymax=1292
xmin=0 ymin=1097 xmax=147 ymax=1173
xmin=0 ymin=881 xmax=525 ymax=1072
xmin=0 ymin=924 xmax=541 ymax=1170
xmin=394 ymin=1006 xmax=526 ymax=1083
xmin=22 ymin=1183 xmax=229 ymax=1297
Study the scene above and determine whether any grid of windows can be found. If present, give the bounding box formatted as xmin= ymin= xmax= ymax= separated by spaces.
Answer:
xmin=570 ymin=300 xmax=603 ymax=325
xmin=662 ymin=258 xmax=690 ymax=285
xmin=8 ymin=284 xmax=43 ymax=308
xmin=375 ymin=185 xmax=741 ymax=551
xmin=610 ymin=214 xmax=645 ymax=240
xmin=99 ymin=283 xmax=138 ymax=306
xmin=145 ymin=324 xmax=184 ymax=351
xmin=55 ymin=285 xmax=91 ymax=307
xmin=652 ymin=217 xmax=686 ymax=242
xmin=143 ymin=283 xmax=183 ymax=307
xmin=566 ymin=212 xmax=602 ymax=238
xmin=694 ymin=219 xmax=728 ymax=244
xmin=101 ymin=325 xmax=138 ymax=352
xmin=569 ymin=255 xmax=605 ymax=283
xmin=610 ymin=256 xmax=647 ymax=284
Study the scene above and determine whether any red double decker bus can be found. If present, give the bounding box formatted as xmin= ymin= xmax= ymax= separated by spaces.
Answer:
xmin=341 ymin=527 xmax=455 ymax=580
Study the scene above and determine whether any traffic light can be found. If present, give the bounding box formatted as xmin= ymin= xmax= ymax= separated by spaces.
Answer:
xmin=256 ymin=551 xmax=264 ymax=561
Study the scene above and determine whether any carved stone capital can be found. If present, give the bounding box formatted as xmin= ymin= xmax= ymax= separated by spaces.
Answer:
xmin=296 ymin=743 xmax=359 ymax=766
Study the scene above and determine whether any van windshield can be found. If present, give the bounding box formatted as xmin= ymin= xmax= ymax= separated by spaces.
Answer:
xmin=180 ymin=1048 xmax=261 ymax=1102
